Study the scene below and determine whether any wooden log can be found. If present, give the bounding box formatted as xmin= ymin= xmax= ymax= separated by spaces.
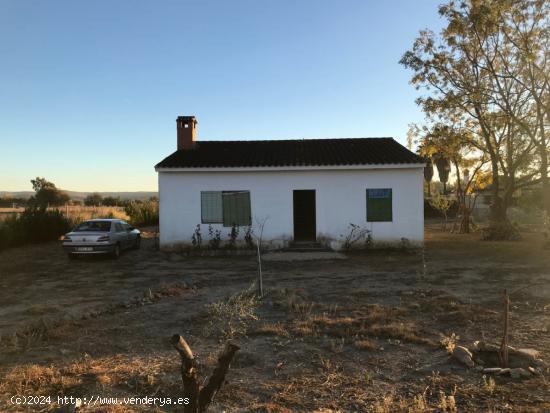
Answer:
xmin=198 ymin=342 xmax=240 ymax=413
xmin=171 ymin=334 xmax=200 ymax=413
xmin=171 ymin=335 xmax=240 ymax=413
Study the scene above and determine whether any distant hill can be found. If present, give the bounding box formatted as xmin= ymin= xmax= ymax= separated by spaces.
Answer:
xmin=0 ymin=190 xmax=157 ymax=201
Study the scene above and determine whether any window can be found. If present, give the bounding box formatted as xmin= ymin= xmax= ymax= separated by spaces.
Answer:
xmin=222 ymin=191 xmax=251 ymax=226
xmin=74 ymin=221 xmax=112 ymax=232
xmin=115 ymin=223 xmax=124 ymax=232
xmin=201 ymin=191 xmax=223 ymax=223
xmin=367 ymin=188 xmax=392 ymax=222
xmin=201 ymin=191 xmax=251 ymax=226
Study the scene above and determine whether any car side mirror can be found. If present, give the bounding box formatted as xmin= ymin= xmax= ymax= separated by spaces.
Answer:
xmin=127 ymin=226 xmax=134 ymax=231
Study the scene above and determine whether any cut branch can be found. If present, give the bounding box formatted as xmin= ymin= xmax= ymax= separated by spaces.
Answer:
xmin=171 ymin=334 xmax=240 ymax=413
xmin=198 ymin=342 xmax=240 ymax=412
xmin=171 ymin=334 xmax=199 ymax=413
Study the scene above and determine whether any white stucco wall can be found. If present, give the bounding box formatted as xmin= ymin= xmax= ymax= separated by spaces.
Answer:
xmin=157 ymin=167 xmax=424 ymax=250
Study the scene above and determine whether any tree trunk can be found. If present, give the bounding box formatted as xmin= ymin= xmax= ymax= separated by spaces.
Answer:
xmin=198 ymin=342 xmax=240 ymax=412
xmin=171 ymin=335 xmax=240 ymax=413
xmin=489 ymin=161 xmax=507 ymax=225
xmin=171 ymin=335 xmax=200 ymax=413
xmin=540 ymin=148 xmax=550 ymax=217
xmin=460 ymin=208 xmax=470 ymax=234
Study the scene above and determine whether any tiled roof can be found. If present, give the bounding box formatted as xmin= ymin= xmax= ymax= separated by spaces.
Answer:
xmin=155 ymin=138 xmax=424 ymax=169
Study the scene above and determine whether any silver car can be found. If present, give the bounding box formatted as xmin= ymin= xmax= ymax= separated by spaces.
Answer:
xmin=62 ymin=219 xmax=140 ymax=259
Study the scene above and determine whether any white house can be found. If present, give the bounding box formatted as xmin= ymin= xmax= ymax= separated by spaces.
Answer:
xmin=155 ymin=116 xmax=425 ymax=250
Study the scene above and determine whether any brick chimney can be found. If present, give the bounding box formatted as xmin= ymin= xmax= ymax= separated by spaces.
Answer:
xmin=176 ymin=116 xmax=197 ymax=150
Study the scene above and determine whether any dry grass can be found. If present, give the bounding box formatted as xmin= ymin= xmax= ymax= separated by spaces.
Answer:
xmin=271 ymin=288 xmax=315 ymax=318
xmin=202 ymin=287 xmax=259 ymax=339
xmin=482 ymin=375 xmax=496 ymax=395
xmin=0 ymin=364 xmax=74 ymax=394
xmin=373 ymin=391 xmax=457 ymax=413
xmin=251 ymin=323 xmax=290 ymax=338
xmin=354 ymin=338 xmax=377 ymax=351
xmin=291 ymin=320 xmax=316 ymax=337
xmin=274 ymin=299 xmax=434 ymax=348
xmin=1 ymin=317 xmax=77 ymax=349
xmin=440 ymin=333 xmax=459 ymax=354
xmin=265 ymin=363 xmax=373 ymax=411
xmin=373 ymin=394 xmax=427 ymax=413
xmin=250 ymin=402 xmax=294 ymax=413
xmin=0 ymin=206 xmax=128 ymax=222
xmin=0 ymin=354 xmax=174 ymax=399
xmin=154 ymin=282 xmax=189 ymax=298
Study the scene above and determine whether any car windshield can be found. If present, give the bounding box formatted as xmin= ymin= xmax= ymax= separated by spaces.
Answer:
xmin=74 ymin=221 xmax=112 ymax=232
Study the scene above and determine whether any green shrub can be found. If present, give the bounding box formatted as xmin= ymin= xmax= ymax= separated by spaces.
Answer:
xmin=124 ymin=200 xmax=159 ymax=226
xmin=0 ymin=208 xmax=73 ymax=251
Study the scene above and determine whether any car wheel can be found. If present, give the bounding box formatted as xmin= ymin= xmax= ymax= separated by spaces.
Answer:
xmin=133 ymin=236 xmax=141 ymax=250
xmin=112 ymin=243 xmax=121 ymax=259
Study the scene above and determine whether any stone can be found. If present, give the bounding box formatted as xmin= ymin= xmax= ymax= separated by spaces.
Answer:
xmin=498 ymin=368 xmax=511 ymax=376
xmin=474 ymin=365 xmax=484 ymax=372
xmin=515 ymin=348 xmax=540 ymax=360
xmin=483 ymin=367 xmax=502 ymax=374
xmin=510 ymin=368 xmax=531 ymax=379
xmin=528 ymin=366 xmax=538 ymax=375
xmin=473 ymin=341 xmax=501 ymax=353
xmin=452 ymin=345 xmax=475 ymax=368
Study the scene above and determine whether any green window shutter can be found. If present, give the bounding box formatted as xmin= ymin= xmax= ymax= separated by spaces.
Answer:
xmin=367 ymin=189 xmax=392 ymax=222
xmin=222 ymin=191 xmax=251 ymax=226
xmin=201 ymin=191 xmax=223 ymax=223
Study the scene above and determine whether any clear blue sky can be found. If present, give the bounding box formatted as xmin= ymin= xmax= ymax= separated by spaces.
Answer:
xmin=0 ymin=0 xmax=444 ymax=192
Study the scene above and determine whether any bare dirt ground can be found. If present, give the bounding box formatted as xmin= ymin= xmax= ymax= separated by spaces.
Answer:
xmin=0 ymin=225 xmax=549 ymax=412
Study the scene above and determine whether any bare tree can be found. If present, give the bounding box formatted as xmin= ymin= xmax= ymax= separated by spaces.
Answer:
xmin=252 ymin=216 xmax=269 ymax=298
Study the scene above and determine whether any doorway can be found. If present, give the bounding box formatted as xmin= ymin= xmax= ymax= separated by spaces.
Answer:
xmin=293 ymin=190 xmax=316 ymax=241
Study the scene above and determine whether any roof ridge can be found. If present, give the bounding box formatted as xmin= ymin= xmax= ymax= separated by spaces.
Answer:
xmin=196 ymin=137 xmax=395 ymax=143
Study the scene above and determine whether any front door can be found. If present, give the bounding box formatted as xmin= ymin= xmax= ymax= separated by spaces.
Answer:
xmin=293 ymin=190 xmax=316 ymax=241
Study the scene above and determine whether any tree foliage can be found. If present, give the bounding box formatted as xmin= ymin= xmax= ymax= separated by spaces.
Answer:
xmin=29 ymin=177 xmax=69 ymax=208
xmin=401 ymin=0 xmax=550 ymax=238
xmin=84 ymin=193 xmax=103 ymax=206
xmin=124 ymin=199 xmax=159 ymax=226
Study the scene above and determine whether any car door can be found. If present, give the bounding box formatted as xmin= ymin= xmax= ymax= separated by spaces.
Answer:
xmin=114 ymin=222 xmax=129 ymax=248
xmin=121 ymin=222 xmax=135 ymax=245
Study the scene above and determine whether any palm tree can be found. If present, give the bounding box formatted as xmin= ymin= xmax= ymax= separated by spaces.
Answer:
xmin=424 ymin=157 xmax=434 ymax=196
xmin=434 ymin=154 xmax=451 ymax=194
